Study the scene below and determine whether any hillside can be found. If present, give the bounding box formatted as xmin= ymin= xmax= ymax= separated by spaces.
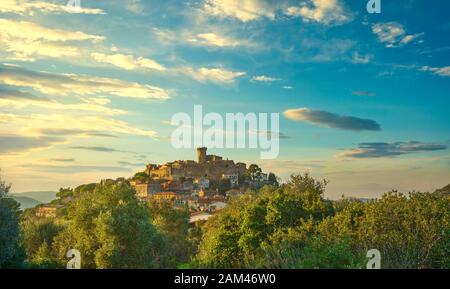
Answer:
xmin=8 ymin=196 xmax=42 ymax=210
xmin=11 ymin=191 xmax=57 ymax=204
xmin=435 ymin=184 xmax=450 ymax=194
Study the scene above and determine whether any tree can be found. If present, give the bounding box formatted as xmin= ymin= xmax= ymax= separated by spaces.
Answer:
xmin=132 ymin=172 xmax=150 ymax=183
xmin=195 ymin=173 xmax=334 ymax=268
xmin=246 ymin=164 xmax=262 ymax=182
xmin=268 ymin=173 xmax=279 ymax=187
xmin=53 ymin=180 xmax=167 ymax=269
xmin=317 ymin=191 xmax=450 ymax=269
xmin=218 ymin=178 xmax=232 ymax=195
xmin=0 ymin=173 xmax=23 ymax=268
xmin=30 ymin=242 xmax=59 ymax=269
xmin=74 ymin=183 xmax=96 ymax=196
xmin=290 ymin=237 xmax=365 ymax=269
xmin=0 ymin=172 xmax=11 ymax=198
xmin=147 ymin=200 xmax=191 ymax=266
xmin=56 ymin=187 xmax=73 ymax=199
xmin=21 ymin=218 xmax=63 ymax=266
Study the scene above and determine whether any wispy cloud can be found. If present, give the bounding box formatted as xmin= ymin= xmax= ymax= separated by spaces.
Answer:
xmin=351 ymin=52 xmax=372 ymax=64
xmin=203 ymin=0 xmax=283 ymax=22
xmin=338 ymin=142 xmax=448 ymax=159
xmin=117 ymin=161 xmax=147 ymax=167
xmin=0 ymin=18 xmax=103 ymax=61
xmin=152 ymin=28 xmax=259 ymax=51
xmin=23 ymin=164 xmax=132 ymax=174
xmin=179 ymin=67 xmax=246 ymax=85
xmin=0 ymin=87 xmax=127 ymax=115
xmin=420 ymin=66 xmax=450 ymax=77
xmin=0 ymin=65 xmax=170 ymax=100
xmin=124 ymin=0 xmax=144 ymax=15
xmin=24 ymin=128 xmax=119 ymax=139
xmin=203 ymin=0 xmax=351 ymax=25
xmin=352 ymin=90 xmax=376 ymax=97
xmin=44 ymin=158 xmax=76 ymax=163
xmin=0 ymin=134 xmax=65 ymax=155
xmin=71 ymin=146 xmax=124 ymax=152
xmin=90 ymin=52 xmax=167 ymax=71
xmin=71 ymin=146 xmax=149 ymax=156
xmin=0 ymin=0 xmax=105 ymax=15
xmin=0 ymin=112 xmax=158 ymax=139
xmin=372 ymin=22 xmax=423 ymax=48
xmin=298 ymin=38 xmax=355 ymax=62
xmin=286 ymin=0 xmax=351 ymax=25
xmin=251 ymin=75 xmax=280 ymax=83
xmin=283 ymin=108 xmax=381 ymax=132
xmin=188 ymin=33 xmax=242 ymax=48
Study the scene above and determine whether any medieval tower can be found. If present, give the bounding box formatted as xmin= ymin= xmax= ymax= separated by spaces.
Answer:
xmin=197 ymin=147 xmax=207 ymax=164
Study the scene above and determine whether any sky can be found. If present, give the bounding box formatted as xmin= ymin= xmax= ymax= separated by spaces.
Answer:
xmin=0 ymin=0 xmax=449 ymax=199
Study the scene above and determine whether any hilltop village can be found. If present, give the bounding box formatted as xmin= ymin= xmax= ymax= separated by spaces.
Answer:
xmin=35 ymin=148 xmax=277 ymax=223
xmin=131 ymin=147 xmax=275 ymax=223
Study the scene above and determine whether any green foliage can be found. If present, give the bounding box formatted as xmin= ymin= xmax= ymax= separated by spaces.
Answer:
xmin=56 ymin=188 xmax=73 ymax=199
xmin=218 ymin=178 xmax=232 ymax=194
xmin=52 ymin=181 xmax=167 ymax=269
xmin=0 ymin=172 xmax=11 ymax=198
xmin=29 ymin=242 xmax=59 ymax=269
xmin=74 ymin=183 xmax=96 ymax=196
xmin=0 ymin=173 xmax=24 ymax=268
xmin=21 ymin=217 xmax=63 ymax=265
xmin=147 ymin=200 xmax=192 ymax=267
xmin=268 ymin=173 xmax=279 ymax=187
xmin=195 ymin=173 xmax=334 ymax=268
xmin=195 ymin=175 xmax=450 ymax=269
xmin=132 ymin=172 xmax=150 ymax=183
xmin=246 ymin=164 xmax=262 ymax=181
xmin=14 ymin=172 xmax=450 ymax=269
xmin=293 ymin=237 xmax=366 ymax=269
xmin=317 ymin=191 xmax=450 ymax=269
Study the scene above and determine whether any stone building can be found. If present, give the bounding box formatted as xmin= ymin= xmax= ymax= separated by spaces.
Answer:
xmin=36 ymin=205 xmax=62 ymax=218
xmin=131 ymin=182 xmax=162 ymax=198
xmin=151 ymin=192 xmax=180 ymax=203
xmin=144 ymin=148 xmax=246 ymax=182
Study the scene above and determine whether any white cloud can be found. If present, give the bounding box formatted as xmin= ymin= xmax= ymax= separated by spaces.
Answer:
xmin=90 ymin=52 xmax=167 ymax=71
xmin=0 ymin=0 xmax=105 ymax=15
xmin=0 ymin=65 xmax=171 ymax=100
xmin=420 ymin=66 xmax=450 ymax=77
xmin=372 ymin=22 xmax=423 ymax=48
xmin=0 ymin=19 xmax=103 ymax=61
xmin=0 ymin=89 xmax=127 ymax=116
xmin=251 ymin=75 xmax=280 ymax=83
xmin=188 ymin=33 xmax=241 ymax=48
xmin=125 ymin=0 xmax=144 ymax=14
xmin=0 ymin=112 xmax=158 ymax=139
xmin=152 ymin=28 xmax=259 ymax=50
xmin=0 ymin=19 xmax=104 ymax=42
xmin=351 ymin=52 xmax=372 ymax=64
xmin=286 ymin=0 xmax=350 ymax=25
xmin=180 ymin=67 xmax=246 ymax=85
xmin=203 ymin=0 xmax=283 ymax=22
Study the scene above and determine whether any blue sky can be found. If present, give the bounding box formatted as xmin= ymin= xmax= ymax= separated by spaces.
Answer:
xmin=0 ymin=0 xmax=449 ymax=198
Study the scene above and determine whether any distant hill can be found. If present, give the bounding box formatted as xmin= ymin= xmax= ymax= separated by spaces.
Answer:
xmin=8 ymin=196 xmax=42 ymax=210
xmin=435 ymin=184 xmax=450 ymax=195
xmin=11 ymin=191 xmax=57 ymax=204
